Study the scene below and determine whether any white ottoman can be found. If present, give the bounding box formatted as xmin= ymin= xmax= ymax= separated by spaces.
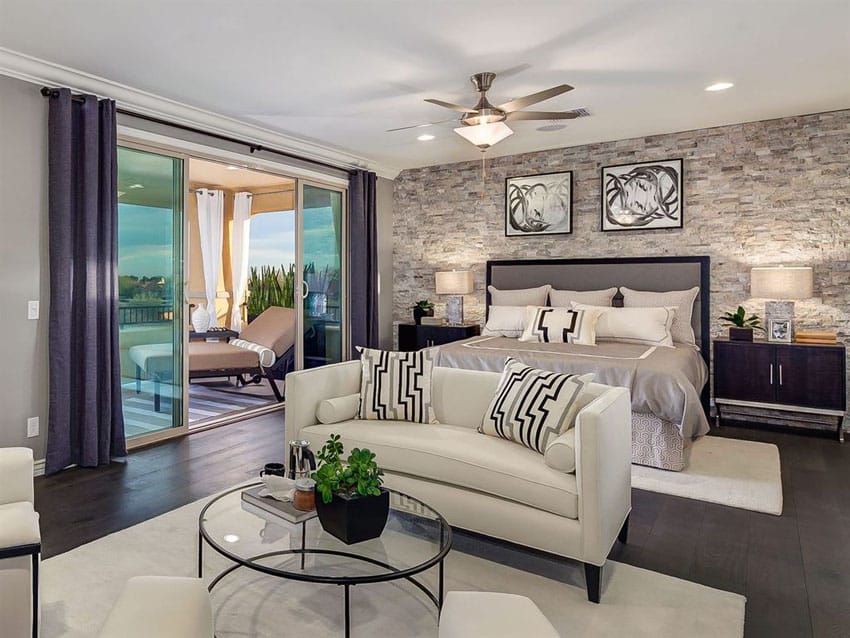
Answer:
xmin=99 ymin=576 xmax=214 ymax=638
xmin=439 ymin=591 xmax=560 ymax=638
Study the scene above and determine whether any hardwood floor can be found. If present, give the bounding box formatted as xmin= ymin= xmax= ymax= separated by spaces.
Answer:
xmin=35 ymin=415 xmax=850 ymax=637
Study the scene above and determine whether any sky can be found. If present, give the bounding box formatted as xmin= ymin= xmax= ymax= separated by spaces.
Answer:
xmin=118 ymin=203 xmax=174 ymax=277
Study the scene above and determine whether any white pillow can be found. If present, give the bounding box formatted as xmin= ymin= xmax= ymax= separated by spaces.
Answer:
xmin=317 ymin=394 xmax=360 ymax=424
xmin=620 ymin=286 xmax=699 ymax=346
xmin=518 ymin=306 xmax=600 ymax=345
xmin=544 ymin=428 xmax=577 ymax=473
xmin=549 ymin=287 xmax=618 ymax=308
xmin=487 ymin=284 xmax=551 ymax=307
xmin=483 ymin=305 xmax=527 ymax=337
xmin=571 ymin=303 xmax=676 ymax=347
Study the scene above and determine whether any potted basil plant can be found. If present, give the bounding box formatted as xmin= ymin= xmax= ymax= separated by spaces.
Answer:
xmin=720 ymin=306 xmax=764 ymax=341
xmin=312 ymin=434 xmax=389 ymax=544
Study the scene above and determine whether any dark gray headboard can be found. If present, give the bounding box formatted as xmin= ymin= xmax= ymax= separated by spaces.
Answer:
xmin=486 ymin=256 xmax=711 ymax=363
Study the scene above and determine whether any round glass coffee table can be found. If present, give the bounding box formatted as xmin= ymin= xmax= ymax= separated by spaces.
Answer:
xmin=198 ymin=483 xmax=452 ymax=637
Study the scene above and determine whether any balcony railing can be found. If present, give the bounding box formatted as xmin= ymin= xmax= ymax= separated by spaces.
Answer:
xmin=119 ymin=303 xmax=174 ymax=325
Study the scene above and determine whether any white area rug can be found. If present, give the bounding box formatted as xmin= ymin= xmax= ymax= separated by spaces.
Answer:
xmin=41 ymin=491 xmax=745 ymax=638
xmin=632 ymin=435 xmax=783 ymax=515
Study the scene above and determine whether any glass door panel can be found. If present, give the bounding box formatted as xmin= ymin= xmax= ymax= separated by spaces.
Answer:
xmin=117 ymin=146 xmax=185 ymax=440
xmin=300 ymin=183 xmax=344 ymax=369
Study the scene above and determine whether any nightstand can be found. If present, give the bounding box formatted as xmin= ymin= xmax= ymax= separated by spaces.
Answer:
xmin=397 ymin=323 xmax=481 ymax=351
xmin=713 ymin=338 xmax=847 ymax=440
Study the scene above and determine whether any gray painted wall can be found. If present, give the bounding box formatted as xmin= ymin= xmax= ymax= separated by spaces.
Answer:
xmin=376 ymin=176 xmax=394 ymax=350
xmin=0 ymin=75 xmax=49 ymax=458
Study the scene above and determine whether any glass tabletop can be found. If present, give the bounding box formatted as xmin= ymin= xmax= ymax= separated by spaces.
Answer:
xmin=199 ymin=483 xmax=452 ymax=584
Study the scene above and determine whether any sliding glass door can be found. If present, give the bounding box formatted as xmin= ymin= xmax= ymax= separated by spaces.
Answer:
xmin=117 ymin=145 xmax=186 ymax=442
xmin=299 ymin=183 xmax=345 ymax=369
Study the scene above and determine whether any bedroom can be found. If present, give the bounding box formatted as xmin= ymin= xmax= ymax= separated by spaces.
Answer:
xmin=0 ymin=1 xmax=848 ymax=637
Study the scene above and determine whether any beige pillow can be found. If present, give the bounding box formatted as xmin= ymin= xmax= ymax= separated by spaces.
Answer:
xmin=620 ymin=286 xmax=699 ymax=346
xmin=571 ymin=303 xmax=676 ymax=347
xmin=544 ymin=428 xmax=577 ymax=473
xmin=317 ymin=394 xmax=360 ymax=424
xmin=483 ymin=305 xmax=527 ymax=337
xmin=518 ymin=306 xmax=601 ymax=345
xmin=549 ymin=287 xmax=618 ymax=308
xmin=487 ymin=284 xmax=551 ymax=307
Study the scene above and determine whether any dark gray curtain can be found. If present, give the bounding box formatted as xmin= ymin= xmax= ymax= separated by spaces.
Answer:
xmin=46 ymin=88 xmax=126 ymax=474
xmin=348 ymin=170 xmax=379 ymax=356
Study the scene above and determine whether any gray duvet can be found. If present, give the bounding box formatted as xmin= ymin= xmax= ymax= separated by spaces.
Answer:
xmin=433 ymin=336 xmax=710 ymax=439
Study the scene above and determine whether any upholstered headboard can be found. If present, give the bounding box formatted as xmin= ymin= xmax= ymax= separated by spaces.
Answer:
xmin=485 ymin=256 xmax=711 ymax=363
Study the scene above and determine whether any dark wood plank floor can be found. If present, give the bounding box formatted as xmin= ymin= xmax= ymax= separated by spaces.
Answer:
xmin=35 ymin=415 xmax=850 ymax=637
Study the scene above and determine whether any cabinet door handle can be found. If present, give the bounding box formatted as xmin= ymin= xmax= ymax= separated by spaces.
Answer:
xmin=779 ymin=364 xmax=783 ymax=386
xmin=769 ymin=363 xmax=774 ymax=385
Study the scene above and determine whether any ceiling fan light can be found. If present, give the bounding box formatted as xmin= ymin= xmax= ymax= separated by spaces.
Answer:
xmin=454 ymin=121 xmax=514 ymax=148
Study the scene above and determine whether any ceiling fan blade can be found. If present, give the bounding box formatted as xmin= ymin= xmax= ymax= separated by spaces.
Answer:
xmin=386 ymin=118 xmax=457 ymax=133
xmin=424 ymin=98 xmax=478 ymax=114
xmin=498 ymin=84 xmax=574 ymax=112
xmin=506 ymin=110 xmax=582 ymax=121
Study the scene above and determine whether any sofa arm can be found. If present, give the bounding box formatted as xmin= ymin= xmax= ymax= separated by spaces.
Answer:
xmin=0 ymin=448 xmax=34 ymax=505
xmin=574 ymin=386 xmax=632 ymax=565
xmin=284 ymin=360 xmax=361 ymax=442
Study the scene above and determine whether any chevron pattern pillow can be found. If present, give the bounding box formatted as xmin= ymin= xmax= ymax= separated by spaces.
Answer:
xmin=480 ymin=358 xmax=594 ymax=454
xmin=358 ymin=347 xmax=435 ymax=423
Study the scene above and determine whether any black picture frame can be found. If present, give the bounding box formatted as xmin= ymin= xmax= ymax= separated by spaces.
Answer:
xmin=504 ymin=170 xmax=573 ymax=237
xmin=600 ymin=158 xmax=684 ymax=232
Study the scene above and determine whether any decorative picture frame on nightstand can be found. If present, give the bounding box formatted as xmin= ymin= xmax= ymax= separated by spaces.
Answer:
xmin=768 ymin=318 xmax=792 ymax=343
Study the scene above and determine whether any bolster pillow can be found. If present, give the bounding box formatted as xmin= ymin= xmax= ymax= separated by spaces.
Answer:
xmin=316 ymin=393 xmax=361 ymax=424
xmin=544 ymin=428 xmax=576 ymax=473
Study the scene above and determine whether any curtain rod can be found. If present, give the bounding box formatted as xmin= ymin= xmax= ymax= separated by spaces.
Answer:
xmin=41 ymin=86 xmax=355 ymax=176
xmin=188 ymin=188 xmax=292 ymax=196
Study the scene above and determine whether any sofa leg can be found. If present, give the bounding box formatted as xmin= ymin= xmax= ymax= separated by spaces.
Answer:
xmin=584 ymin=563 xmax=601 ymax=603
xmin=618 ymin=514 xmax=630 ymax=544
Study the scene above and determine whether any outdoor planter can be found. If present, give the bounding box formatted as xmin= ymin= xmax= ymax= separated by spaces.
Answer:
xmin=315 ymin=488 xmax=390 ymax=544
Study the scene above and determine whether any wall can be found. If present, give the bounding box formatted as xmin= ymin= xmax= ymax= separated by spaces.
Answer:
xmin=393 ymin=110 xmax=850 ymax=394
xmin=0 ymin=74 xmax=49 ymax=458
xmin=376 ymin=177 xmax=395 ymax=349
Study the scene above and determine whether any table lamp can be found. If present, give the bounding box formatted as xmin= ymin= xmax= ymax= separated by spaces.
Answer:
xmin=435 ymin=270 xmax=474 ymax=326
xmin=750 ymin=266 xmax=813 ymax=341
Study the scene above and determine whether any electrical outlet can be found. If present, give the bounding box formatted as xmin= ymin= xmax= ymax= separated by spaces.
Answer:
xmin=27 ymin=300 xmax=39 ymax=320
xmin=27 ymin=417 xmax=39 ymax=438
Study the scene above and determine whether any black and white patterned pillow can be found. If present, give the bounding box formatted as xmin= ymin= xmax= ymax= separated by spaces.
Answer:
xmin=518 ymin=307 xmax=600 ymax=345
xmin=479 ymin=358 xmax=593 ymax=454
xmin=358 ymin=347 xmax=435 ymax=423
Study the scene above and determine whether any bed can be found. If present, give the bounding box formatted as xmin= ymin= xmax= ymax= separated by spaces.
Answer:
xmin=431 ymin=256 xmax=711 ymax=471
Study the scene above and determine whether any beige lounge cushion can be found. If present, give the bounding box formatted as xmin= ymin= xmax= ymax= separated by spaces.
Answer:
xmin=128 ymin=343 xmax=174 ymax=376
xmin=0 ymin=502 xmax=40 ymax=546
xmin=99 ymin=576 xmax=213 ymax=638
xmin=239 ymin=306 xmax=296 ymax=356
xmin=188 ymin=341 xmax=258 ymax=371
xmin=301 ymin=420 xmax=579 ymax=519
xmin=317 ymin=394 xmax=361 ymax=424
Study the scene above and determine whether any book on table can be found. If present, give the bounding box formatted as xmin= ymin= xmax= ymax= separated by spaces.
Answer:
xmin=241 ymin=486 xmax=317 ymax=525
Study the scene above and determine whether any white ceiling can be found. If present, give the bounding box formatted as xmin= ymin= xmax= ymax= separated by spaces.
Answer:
xmin=2 ymin=0 xmax=849 ymax=174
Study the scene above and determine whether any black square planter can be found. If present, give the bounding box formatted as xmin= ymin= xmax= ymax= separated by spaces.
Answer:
xmin=729 ymin=327 xmax=754 ymax=341
xmin=315 ymin=488 xmax=390 ymax=544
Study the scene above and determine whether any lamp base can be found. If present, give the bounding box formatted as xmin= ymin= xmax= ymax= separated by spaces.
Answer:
xmin=445 ymin=296 xmax=464 ymax=326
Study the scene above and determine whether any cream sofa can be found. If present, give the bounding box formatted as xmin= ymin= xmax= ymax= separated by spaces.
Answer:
xmin=286 ymin=360 xmax=632 ymax=602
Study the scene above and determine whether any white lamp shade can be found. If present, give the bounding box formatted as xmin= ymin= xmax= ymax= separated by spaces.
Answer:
xmin=435 ymin=270 xmax=474 ymax=295
xmin=453 ymin=122 xmax=513 ymax=148
xmin=750 ymin=266 xmax=813 ymax=299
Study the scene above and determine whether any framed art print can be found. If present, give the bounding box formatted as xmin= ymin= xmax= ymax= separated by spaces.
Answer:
xmin=601 ymin=159 xmax=683 ymax=231
xmin=505 ymin=171 xmax=572 ymax=237
xmin=768 ymin=318 xmax=793 ymax=343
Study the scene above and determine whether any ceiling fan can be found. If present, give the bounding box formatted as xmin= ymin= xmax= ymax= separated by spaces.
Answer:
xmin=389 ymin=72 xmax=588 ymax=148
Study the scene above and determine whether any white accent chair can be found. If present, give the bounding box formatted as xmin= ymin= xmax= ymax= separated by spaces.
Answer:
xmin=99 ymin=576 xmax=214 ymax=638
xmin=439 ymin=591 xmax=560 ymax=637
xmin=286 ymin=361 xmax=632 ymax=602
xmin=0 ymin=447 xmax=40 ymax=638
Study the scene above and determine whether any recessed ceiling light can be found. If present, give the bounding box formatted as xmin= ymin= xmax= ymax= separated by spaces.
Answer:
xmin=128 ymin=183 xmax=144 ymax=189
xmin=417 ymin=134 xmax=435 ymax=141
xmin=226 ymin=165 xmax=241 ymax=170
xmin=705 ymin=82 xmax=734 ymax=92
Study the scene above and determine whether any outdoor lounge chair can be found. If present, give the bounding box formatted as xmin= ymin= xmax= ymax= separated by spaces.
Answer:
xmin=129 ymin=306 xmax=296 ymax=410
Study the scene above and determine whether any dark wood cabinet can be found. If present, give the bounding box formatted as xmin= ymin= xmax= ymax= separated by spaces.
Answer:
xmin=398 ymin=323 xmax=481 ymax=351
xmin=714 ymin=339 xmax=847 ymax=440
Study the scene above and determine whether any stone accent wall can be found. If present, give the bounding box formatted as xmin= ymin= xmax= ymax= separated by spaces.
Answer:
xmin=393 ymin=110 xmax=850 ymax=404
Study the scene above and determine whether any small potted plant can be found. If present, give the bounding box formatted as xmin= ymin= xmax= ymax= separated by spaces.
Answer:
xmin=720 ymin=306 xmax=764 ymax=341
xmin=412 ymin=300 xmax=435 ymax=325
xmin=312 ymin=434 xmax=389 ymax=544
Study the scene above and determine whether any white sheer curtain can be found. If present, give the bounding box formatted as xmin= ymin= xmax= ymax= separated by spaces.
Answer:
xmin=230 ymin=192 xmax=253 ymax=332
xmin=196 ymin=188 xmax=224 ymax=328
